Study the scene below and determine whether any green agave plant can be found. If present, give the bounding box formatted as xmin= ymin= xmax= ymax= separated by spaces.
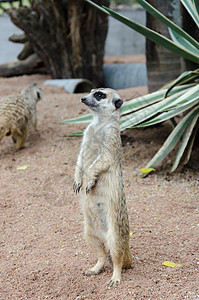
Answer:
xmin=62 ymin=0 xmax=199 ymax=176
xmin=0 ymin=0 xmax=31 ymax=13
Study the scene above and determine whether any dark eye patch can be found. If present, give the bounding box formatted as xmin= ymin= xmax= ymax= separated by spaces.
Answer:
xmin=94 ymin=91 xmax=106 ymax=101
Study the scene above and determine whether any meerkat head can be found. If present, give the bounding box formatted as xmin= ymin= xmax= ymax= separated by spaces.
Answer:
xmin=81 ymin=88 xmax=123 ymax=114
xmin=21 ymin=83 xmax=42 ymax=102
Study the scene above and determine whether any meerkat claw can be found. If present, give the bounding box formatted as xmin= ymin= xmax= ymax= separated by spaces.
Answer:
xmin=85 ymin=183 xmax=93 ymax=194
xmin=86 ymin=178 xmax=98 ymax=194
xmin=73 ymin=181 xmax=81 ymax=194
xmin=107 ymin=279 xmax=121 ymax=287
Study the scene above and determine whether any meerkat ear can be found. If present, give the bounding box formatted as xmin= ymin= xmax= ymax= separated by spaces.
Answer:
xmin=113 ymin=98 xmax=123 ymax=109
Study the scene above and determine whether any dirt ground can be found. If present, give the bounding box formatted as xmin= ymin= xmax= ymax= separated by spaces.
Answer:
xmin=0 ymin=74 xmax=198 ymax=300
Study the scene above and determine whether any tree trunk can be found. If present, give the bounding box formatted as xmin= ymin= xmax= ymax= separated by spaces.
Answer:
xmin=8 ymin=0 xmax=109 ymax=86
xmin=181 ymin=5 xmax=199 ymax=72
xmin=146 ymin=0 xmax=181 ymax=92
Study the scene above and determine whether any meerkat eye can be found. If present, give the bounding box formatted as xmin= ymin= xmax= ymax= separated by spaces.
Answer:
xmin=94 ymin=91 xmax=106 ymax=101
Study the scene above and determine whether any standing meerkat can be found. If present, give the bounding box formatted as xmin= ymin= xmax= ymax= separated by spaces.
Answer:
xmin=0 ymin=83 xmax=42 ymax=149
xmin=74 ymin=88 xmax=131 ymax=286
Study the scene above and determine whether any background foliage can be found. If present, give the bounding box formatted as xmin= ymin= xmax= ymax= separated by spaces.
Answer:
xmin=63 ymin=0 xmax=199 ymax=176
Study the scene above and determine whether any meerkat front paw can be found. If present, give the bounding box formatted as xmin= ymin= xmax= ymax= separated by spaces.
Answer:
xmin=73 ymin=180 xmax=82 ymax=194
xmin=86 ymin=178 xmax=97 ymax=194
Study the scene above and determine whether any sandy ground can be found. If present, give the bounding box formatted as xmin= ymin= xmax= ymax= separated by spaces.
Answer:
xmin=0 ymin=74 xmax=198 ymax=299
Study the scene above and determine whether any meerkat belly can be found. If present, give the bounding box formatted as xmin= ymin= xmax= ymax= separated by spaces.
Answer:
xmin=82 ymin=170 xmax=116 ymax=233
xmin=87 ymin=197 xmax=108 ymax=233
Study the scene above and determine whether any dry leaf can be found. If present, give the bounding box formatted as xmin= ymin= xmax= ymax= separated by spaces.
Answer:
xmin=162 ymin=261 xmax=182 ymax=268
xmin=140 ymin=168 xmax=155 ymax=174
xmin=17 ymin=165 xmax=28 ymax=171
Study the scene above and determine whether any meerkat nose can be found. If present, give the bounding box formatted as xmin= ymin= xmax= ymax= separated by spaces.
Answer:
xmin=81 ymin=97 xmax=86 ymax=103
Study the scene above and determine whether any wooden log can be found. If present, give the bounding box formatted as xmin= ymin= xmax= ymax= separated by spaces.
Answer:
xmin=0 ymin=53 xmax=48 ymax=77
xmin=18 ymin=41 xmax=34 ymax=60
xmin=9 ymin=32 xmax=27 ymax=43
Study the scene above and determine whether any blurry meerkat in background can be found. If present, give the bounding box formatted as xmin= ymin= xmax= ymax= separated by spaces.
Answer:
xmin=0 ymin=83 xmax=42 ymax=149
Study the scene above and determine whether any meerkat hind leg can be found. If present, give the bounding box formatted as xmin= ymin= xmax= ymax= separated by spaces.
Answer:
xmin=0 ymin=128 xmax=9 ymax=141
xmin=107 ymin=255 xmax=123 ymax=287
xmin=11 ymin=132 xmax=18 ymax=145
xmin=84 ymin=255 xmax=107 ymax=276
xmin=84 ymin=226 xmax=107 ymax=276
xmin=17 ymin=128 xmax=27 ymax=149
xmin=14 ymin=127 xmax=27 ymax=149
